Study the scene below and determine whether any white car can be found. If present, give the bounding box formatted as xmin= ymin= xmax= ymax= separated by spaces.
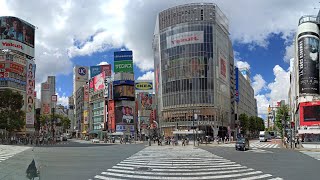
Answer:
xmin=92 ymin=138 xmax=100 ymax=143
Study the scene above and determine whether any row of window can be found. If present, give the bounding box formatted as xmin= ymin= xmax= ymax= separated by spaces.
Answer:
xmin=0 ymin=80 xmax=26 ymax=90
xmin=163 ymin=91 xmax=214 ymax=107
xmin=163 ymin=78 xmax=213 ymax=94
xmin=93 ymin=101 xmax=104 ymax=109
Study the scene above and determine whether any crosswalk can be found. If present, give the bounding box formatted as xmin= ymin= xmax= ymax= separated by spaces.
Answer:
xmin=92 ymin=146 xmax=282 ymax=180
xmin=300 ymin=151 xmax=320 ymax=161
xmin=220 ymin=141 xmax=280 ymax=149
xmin=0 ymin=145 xmax=31 ymax=162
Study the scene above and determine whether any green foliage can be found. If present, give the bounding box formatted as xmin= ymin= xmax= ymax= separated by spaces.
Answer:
xmin=275 ymin=105 xmax=289 ymax=137
xmin=239 ymin=113 xmax=265 ymax=137
xmin=0 ymin=89 xmax=25 ymax=133
xmin=39 ymin=114 xmax=70 ymax=131
xmin=239 ymin=113 xmax=249 ymax=134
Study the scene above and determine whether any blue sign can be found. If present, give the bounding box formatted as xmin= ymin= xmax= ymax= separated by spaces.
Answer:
xmin=90 ymin=66 xmax=101 ymax=78
xmin=116 ymin=124 xmax=134 ymax=132
xmin=0 ymin=77 xmax=26 ymax=85
xmin=114 ymin=51 xmax=133 ymax=61
xmin=235 ymin=67 xmax=239 ymax=103
xmin=78 ymin=67 xmax=87 ymax=76
xmin=113 ymin=80 xmax=134 ymax=86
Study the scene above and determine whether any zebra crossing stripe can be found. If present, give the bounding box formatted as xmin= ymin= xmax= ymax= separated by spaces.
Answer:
xmin=94 ymin=175 xmax=125 ymax=180
xmin=117 ymin=162 xmax=237 ymax=168
xmin=233 ymin=174 xmax=273 ymax=180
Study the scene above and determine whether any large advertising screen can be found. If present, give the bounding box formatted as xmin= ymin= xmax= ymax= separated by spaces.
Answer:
xmin=166 ymin=31 xmax=204 ymax=49
xmin=167 ymin=57 xmax=206 ymax=81
xmin=300 ymin=101 xmax=320 ymax=126
xmin=93 ymin=71 xmax=105 ymax=92
xmin=0 ymin=16 xmax=35 ymax=57
xmin=138 ymin=93 xmax=153 ymax=110
xmin=26 ymin=59 xmax=35 ymax=127
xmin=298 ymin=37 xmax=320 ymax=94
xmin=114 ymin=51 xmax=133 ymax=73
xmin=90 ymin=66 xmax=100 ymax=78
xmin=114 ymin=85 xmax=135 ymax=100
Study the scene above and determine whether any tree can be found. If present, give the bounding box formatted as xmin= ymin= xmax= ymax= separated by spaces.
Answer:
xmin=255 ymin=116 xmax=265 ymax=131
xmin=39 ymin=114 xmax=70 ymax=132
xmin=0 ymin=89 xmax=25 ymax=134
xmin=248 ymin=116 xmax=256 ymax=135
xmin=275 ymin=104 xmax=289 ymax=138
xmin=239 ymin=113 xmax=249 ymax=135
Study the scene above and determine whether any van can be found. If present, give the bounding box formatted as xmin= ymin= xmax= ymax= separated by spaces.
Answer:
xmin=259 ymin=131 xmax=269 ymax=142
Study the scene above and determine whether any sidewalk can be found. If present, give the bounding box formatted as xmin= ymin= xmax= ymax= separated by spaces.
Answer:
xmin=69 ymin=138 xmax=144 ymax=145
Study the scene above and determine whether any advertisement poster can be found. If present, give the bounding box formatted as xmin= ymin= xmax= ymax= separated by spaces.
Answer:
xmin=90 ymin=66 xmax=100 ymax=78
xmin=114 ymin=85 xmax=135 ymax=100
xmin=122 ymin=106 xmax=134 ymax=124
xmin=93 ymin=71 xmax=105 ymax=92
xmin=0 ymin=16 xmax=35 ymax=57
xmin=235 ymin=67 xmax=239 ymax=103
xmin=84 ymin=85 xmax=89 ymax=102
xmin=89 ymin=79 xmax=94 ymax=93
xmin=114 ymin=51 xmax=133 ymax=73
xmin=101 ymin=64 xmax=112 ymax=77
xmin=25 ymin=59 xmax=35 ymax=127
xmin=219 ymin=53 xmax=227 ymax=81
xmin=298 ymin=37 xmax=320 ymax=94
xmin=135 ymin=81 xmax=153 ymax=91
xmin=166 ymin=31 xmax=204 ymax=49
xmin=139 ymin=93 xmax=153 ymax=110
xmin=83 ymin=110 xmax=89 ymax=124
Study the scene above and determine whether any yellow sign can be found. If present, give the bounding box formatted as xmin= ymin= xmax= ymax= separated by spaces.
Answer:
xmin=135 ymin=82 xmax=153 ymax=90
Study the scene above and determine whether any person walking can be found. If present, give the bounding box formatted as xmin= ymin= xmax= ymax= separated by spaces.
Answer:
xmin=182 ymin=138 xmax=185 ymax=146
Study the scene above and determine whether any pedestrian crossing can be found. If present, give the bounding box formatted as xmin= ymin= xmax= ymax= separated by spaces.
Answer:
xmin=220 ymin=141 xmax=280 ymax=149
xmin=91 ymin=146 xmax=282 ymax=180
xmin=0 ymin=145 xmax=31 ymax=162
xmin=300 ymin=151 xmax=320 ymax=161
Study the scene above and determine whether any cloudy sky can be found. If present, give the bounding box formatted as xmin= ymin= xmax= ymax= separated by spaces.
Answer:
xmin=0 ymin=0 xmax=318 ymax=117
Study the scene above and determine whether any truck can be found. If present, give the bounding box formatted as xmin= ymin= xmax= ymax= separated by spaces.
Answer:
xmin=259 ymin=131 xmax=271 ymax=142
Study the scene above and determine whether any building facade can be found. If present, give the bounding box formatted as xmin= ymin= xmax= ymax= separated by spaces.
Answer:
xmin=0 ymin=16 xmax=36 ymax=132
xmin=289 ymin=13 xmax=320 ymax=142
xmin=153 ymin=3 xmax=235 ymax=138
xmin=40 ymin=76 xmax=55 ymax=115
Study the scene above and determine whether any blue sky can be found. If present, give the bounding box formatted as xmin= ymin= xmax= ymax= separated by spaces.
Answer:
xmin=1 ymin=0 xmax=317 ymax=117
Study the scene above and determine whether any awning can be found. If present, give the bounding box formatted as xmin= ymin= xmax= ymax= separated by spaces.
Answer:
xmin=89 ymin=130 xmax=101 ymax=134
xmin=108 ymin=132 xmax=124 ymax=136
xmin=297 ymin=129 xmax=320 ymax=134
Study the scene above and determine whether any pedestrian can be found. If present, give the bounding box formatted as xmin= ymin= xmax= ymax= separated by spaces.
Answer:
xmin=182 ymin=138 xmax=185 ymax=146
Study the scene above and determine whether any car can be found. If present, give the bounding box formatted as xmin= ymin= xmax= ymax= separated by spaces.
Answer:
xmin=92 ymin=138 xmax=100 ymax=143
xmin=235 ymin=138 xmax=250 ymax=151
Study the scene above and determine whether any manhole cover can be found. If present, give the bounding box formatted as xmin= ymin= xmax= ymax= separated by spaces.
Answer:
xmin=135 ymin=167 xmax=152 ymax=171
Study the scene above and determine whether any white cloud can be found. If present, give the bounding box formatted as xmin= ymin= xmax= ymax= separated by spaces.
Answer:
xmin=137 ymin=71 xmax=154 ymax=80
xmin=57 ymin=92 xmax=68 ymax=107
xmin=98 ymin=61 xmax=109 ymax=65
xmin=236 ymin=60 xmax=251 ymax=70
xmin=252 ymin=74 xmax=266 ymax=95
xmin=284 ymin=42 xmax=295 ymax=63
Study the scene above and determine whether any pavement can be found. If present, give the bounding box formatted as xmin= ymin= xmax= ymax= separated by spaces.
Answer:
xmin=1 ymin=140 xmax=320 ymax=180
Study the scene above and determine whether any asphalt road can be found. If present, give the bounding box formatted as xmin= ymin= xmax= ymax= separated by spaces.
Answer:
xmin=201 ymin=146 xmax=320 ymax=180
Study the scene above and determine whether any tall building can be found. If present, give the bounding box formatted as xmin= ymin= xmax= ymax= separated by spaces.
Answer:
xmin=40 ymin=76 xmax=56 ymax=115
xmin=289 ymin=13 xmax=320 ymax=142
xmin=68 ymin=95 xmax=75 ymax=132
xmin=0 ymin=16 xmax=36 ymax=132
xmin=153 ymin=3 xmax=235 ymax=138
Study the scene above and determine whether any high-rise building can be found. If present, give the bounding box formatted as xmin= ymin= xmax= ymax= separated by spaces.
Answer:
xmin=0 ymin=16 xmax=36 ymax=132
xmin=153 ymin=3 xmax=235 ymax=138
xmin=68 ymin=95 xmax=75 ymax=132
xmin=40 ymin=76 xmax=56 ymax=115
xmin=289 ymin=12 xmax=320 ymax=142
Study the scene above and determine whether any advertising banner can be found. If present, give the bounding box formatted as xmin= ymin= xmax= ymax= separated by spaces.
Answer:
xmin=114 ymin=60 xmax=133 ymax=73
xmin=25 ymin=59 xmax=35 ymax=127
xmin=135 ymin=81 xmax=153 ymax=91
xmin=219 ymin=52 xmax=227 ymax=81
xmin=235 ymin=67 xmax=239 ymax=103
xmin=89 ymin=79 xmax=94 ymax=93
xmin=114 ymin=51 xmax=133 ymax=61
xmin=93 ymin=71 xmax=105 ymax=92
xmin=84 ymin=85 xmax=89 ymax=102
xmin=122 ymin=106 xmax=134 ymax=124
xmin=298 ymin=37 xmax=320 ymax=94
xmin=83 ymin=110 xmax=89 ymax=125
xmin=299 ymin=101 xmax=320 ymax=126
xmin=114 ymin=85 xmax=135 ymax=100
xmin=90 ymin=66 xmax=100 ymax=78
xmin=116 ymin=124 xmax=134 ymax=133
xmin=114 ymin=72 xmax=134 ymax=81
xmin=104 ymin=78 xmax=110 ymax=98
xmin=100 ymin=64 xmax=111 ymax=77
xmin=138 ymin=93 xmax=153 ymax=110
xmin=166 ymin=31 xmax=204 ymax=49
xmin=113 ymin=80 xmax=134 ymax=86
xmin=108 ymin=100 xmax=115 ymax=131
xmin=168 ymin=57 xmax=205 ymax=80
xmin=74 ymin=66 xmax=88 ymax=82
xmin=0 ymin=16 xmax=35 ymax=57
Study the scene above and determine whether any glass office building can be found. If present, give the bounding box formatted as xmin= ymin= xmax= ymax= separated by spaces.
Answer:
xmin=154 ymin=3 xmax=235 ymax=138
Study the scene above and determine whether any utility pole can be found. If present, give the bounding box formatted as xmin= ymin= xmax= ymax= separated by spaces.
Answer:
xmin=52 ymin=107 xmax=55 ymax=139
xmin=193 ymin=109 xmax=195 ymax=146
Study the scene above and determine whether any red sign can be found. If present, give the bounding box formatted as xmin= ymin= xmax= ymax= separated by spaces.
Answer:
xmin=299 ymin=101 xmax=320 ymax=126
xmin=100 ymin=64 xmax=111 ymax=77
xmin=1 ymin=42 xmax=23 ymax=50
xmin=0 ymin=63 xmax=4 ymax=68
xmin=10 ymin=62 xmax=24 ymax=73
xmin=108 ymin=100 xmax=115 ymax=132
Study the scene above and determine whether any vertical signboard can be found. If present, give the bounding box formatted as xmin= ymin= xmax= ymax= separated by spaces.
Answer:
xmin=41 ymin=83 xmax=51 ymax=114
xmin=89 ymin=79 xmax=94 ymax=93
xmin=138 ymin=93 xmax=153 ymax=110
xmin=74 ymin=66 xmax=88 ymax=81
xmin=219 ymin=52 xmax=227 ymax=81
xmin=235 ymin=67 xmax=239 ymax=102
xmin=83 ymin=110 xmax=89 ymax=125
xmin=101 ymin=64 xmax=112 ymax=77
xmin=298 ymin=37 xmax=320 ymax=94
xmin=114 ymin=51 xmax=133 ymax=73
xmin=108 ymin=100 xmax=115 ymax=132
xmin=90 ymin=66 xmax=101 ymax=78
xmin=26 ymin=59 xmax=35 ymax=127
xmin=84 ymin=85 xmax=89 ymax=102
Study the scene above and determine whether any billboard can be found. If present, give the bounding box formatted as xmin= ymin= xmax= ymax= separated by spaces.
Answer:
xmin=166 ymin=31 xmax=204 ymax=49
xmin=26 ymin=59 xmax=35 ymax=127
xmin=299 ymin=101 xmax=320 ymax=126
xmin=114 ymin=51 xmax=133 ymax=73
xmin=74 ymin=66 xmax=88 ymax=82
xmin=108 ymin=100 xmax=115 ymax=132
xmin=114 ymin=72 xmax=134 ymax=81
xmin=83 ymin=110 xmax=89 ymax=125
xmin=122 ymin=106 xmax=134 ymax=124
xmin=84 ymin=85 xmax=89 ymax=102
xmin=135 ymin=81 xmax=153 ymax=91
xmin=114 ymin=85 xmax=135 ymax=100
xmin=116 ymin=124 xmax=134 ymax=133
xmin=113 ymin=80 xmax=134 ymax=86
xmin=101 ymin=64 xmax=112 ymax=77
xmin=235 ymin=67 xmax=239 ymax=103
xmin=298 ymin=37 xmax=319 ymax=94
xmin=219 ymin=52 xmax=227 ymax=81
xmin=89 ymin=79 xmax=94 ymax=93
xmin=138 ymin=93 xmax=153 ymax=110
xmin=114 ymin=60 xmax=133 ymax=73
xmin=0 ymin=16 xmax=35 ymax=57
xmin=93 ymin=71 xmax=105 ymax=92
xmin=90 ymin=66 xmax=100 ymax=78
